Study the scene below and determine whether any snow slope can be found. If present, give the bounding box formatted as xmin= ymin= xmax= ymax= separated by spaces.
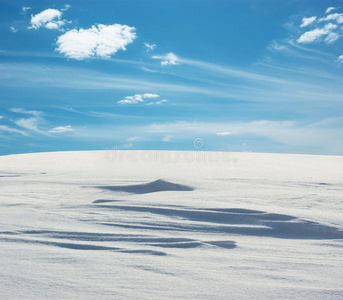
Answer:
xmin=1 ymin=151 xmax=343 ymax=299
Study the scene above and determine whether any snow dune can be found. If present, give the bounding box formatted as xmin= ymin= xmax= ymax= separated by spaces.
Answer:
xmin=96 ymin=179 xmax=194 ymax=194
xmin=0 ymin=151 xmax=343 ymax=299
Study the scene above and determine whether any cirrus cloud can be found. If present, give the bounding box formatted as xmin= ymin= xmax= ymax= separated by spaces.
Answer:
xmin=56 ymin=24 xmax=136 ymax=60
xmin=14 ymin=117 xmax=41 ymax=133
xmin=146 ymin=100 xmax=168 ymax=105
xmin=49 ymin=125 xmax=73 ymax=133
xmin=9 ymin=108 xmax=46 ymax=135
xmin=9 ymin=108 xmax=41 ymax=117
xmin=0 ymin=125 xmax=27 ymax=136
xmin=216 ymin=132 xmax=233 ymax=136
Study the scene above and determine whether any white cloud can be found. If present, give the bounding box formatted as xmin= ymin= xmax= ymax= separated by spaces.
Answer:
xmin=143 ymin=93 xmax=159 ymax=99
xmin=61 ymin=4 xmax=71 ymax=12
xmin=153 ymin=52 xmax=179 ymax=66
xmin=118 ymin=100 xmax=138 ymax=104
xmin=144 ymin=42 xmax=156 ymax=52
xmin=298 ymin=9 xmax=343 ymax=46
xmin=8 ymin=108 xmax=73 ymax=135
xmin=45 ymin=20 xmax=65 ymax=30
xmin=126 ymin=136 xmax=140 ymax=142
xmin=0 ymin=116 xmax=3 ymax=119
xmin=162 ymin=135 xmax=173 ymax=142
xmin=323 ymin=13 xmax=343 ymax=23
xmin=297 ymin=28 xmax=329 ymax=43
xmin=141 ymin=67 xmax=159 ymax=73
xmin=10 ymin=26 xmax=18 ymax=33
xmin=0 ymin=125 xmax=27 ymax=136
xmin=56 ymin=24 xmax=136 ymax=60
xmin=300 ymin=16 xmax=316 ymax=27
xmin=49 ymin=125 xmax=73 ymax=133
xmin=337 ymin=55 xmax=343 ymax=63
xmin=29 ymin=8 xmax=64 ymax=30
xmin=155 ymin=99 xmax=168 ymax=104
xmin=10 ymin=108 xmax=46 ymax=134
xmin=325 ymin=32 xmax=340 ymax=43
xmin=326 ymin=7 xmax=337 ymax=14
xmin=14 ymin=117 xmax=40 ymax=132
xmin=216 ymin=132 xmax=232 ymax=136
xmin=118 ymin=93 xmax=160 ymax=104
xmin=297 ymin=23 xmax=338 ymax=43
xmin=325 ymin=23 xmax=338 ymax=30
xmin=21 ymin=6 xmax=32 ymax=15
xmin=146 ymin=100 xmax=168 ymax=105
xmin=10 ymin=108 xmax=41 ymax=117
xmin=118 ymin=94 xmax=144 ymax=104
xmin=122 ymin=143 xmax=133 ymax=148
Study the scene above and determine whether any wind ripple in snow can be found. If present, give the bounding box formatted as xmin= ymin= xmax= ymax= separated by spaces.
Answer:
xmin=0 ymin=230 xmax=236 ymax=253
xmin=93 ymin=203 xmax=343 ymax=240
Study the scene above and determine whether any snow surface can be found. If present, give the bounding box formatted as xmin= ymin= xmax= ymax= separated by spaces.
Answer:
xmin=0 ymin=150 xmax=343 ymax=299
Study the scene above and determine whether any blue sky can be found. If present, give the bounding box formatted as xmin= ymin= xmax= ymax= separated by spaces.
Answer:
xmin=1 ymin=0 xmax=343 ymax=156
